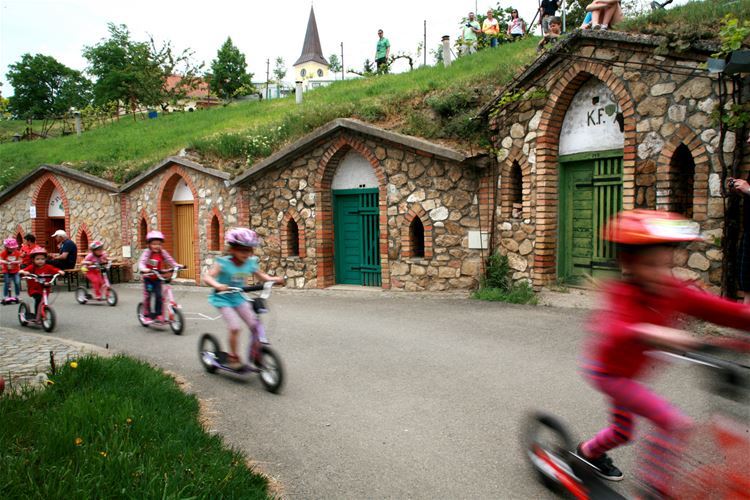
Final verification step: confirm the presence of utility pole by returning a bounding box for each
[266,58,270,100]
[341,42,345,81]
[423,20,427,67]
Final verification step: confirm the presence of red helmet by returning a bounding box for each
[603,210,702,245]
[29,246,48,258]
[90,240,104,250]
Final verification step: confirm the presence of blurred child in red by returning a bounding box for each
[19,246,64,318]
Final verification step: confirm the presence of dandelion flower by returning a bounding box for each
[100,451,108,458]
[75,437,83,446]
[126,418,133,425]
[70,361,78,369]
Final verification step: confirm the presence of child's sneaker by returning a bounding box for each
[140,315,153,325]
[226,354,244,370]
[575,444,624,481]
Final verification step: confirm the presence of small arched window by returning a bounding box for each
[409,217,425,258]
[510,160,523,218]
[15,233,23,247]
[209,215,221,251]
[139,218,148,248]
[287,219,300,257]
[669,143,695,218]
[79,231,89,253]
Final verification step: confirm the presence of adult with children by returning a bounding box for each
[586,0,623,31]
[461,12,482,55]
[507,9,526,40]
[538,0,560,35]
[375,29,390,74]
[482,9,500,48]
[47,230,77,270]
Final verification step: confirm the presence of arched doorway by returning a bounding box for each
[331,150,381,286]
[159,175,197,280]
[557,78,625,284]
[32,179,69,254]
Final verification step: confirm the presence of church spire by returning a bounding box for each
[294,6,328,67]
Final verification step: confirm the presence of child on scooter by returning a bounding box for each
[576,210,750,497]
[19,247,64,318]
[202,228,284,370]
[81,240,108,300]
[138,231,179,324]
[1,238,22,304]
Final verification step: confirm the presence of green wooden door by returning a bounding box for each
[559,154,623,284]
[333,189,381,286]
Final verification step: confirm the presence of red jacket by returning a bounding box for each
[20,243,35,267]
[22,264,61,296]
[584,279,750,378]
[1,249,22,274]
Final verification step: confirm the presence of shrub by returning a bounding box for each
[474,252,537,305]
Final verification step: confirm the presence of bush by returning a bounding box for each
[426,90,478,119]
[474,252,537,305]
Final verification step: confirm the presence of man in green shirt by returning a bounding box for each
[461,11,482,55]
[375,29,390,74]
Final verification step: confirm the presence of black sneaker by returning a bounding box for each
[575,444,624,481]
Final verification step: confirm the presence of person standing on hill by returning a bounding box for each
[539,0,560,35]
[375,29,391,74]
[507,8,527,40]
[461,12,482,55]
[482,9,500,48]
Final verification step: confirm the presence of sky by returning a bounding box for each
[0,0,690,97]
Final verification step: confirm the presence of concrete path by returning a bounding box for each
[0,284,731,498]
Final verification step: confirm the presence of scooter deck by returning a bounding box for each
[569,454,627,500]
[211,351,259,374]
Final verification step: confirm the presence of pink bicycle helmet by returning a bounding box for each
[29,246,48,257]
[225,228,260,248]
[146,230,165,242]
[3,238,18,249]
[90,240,104,250]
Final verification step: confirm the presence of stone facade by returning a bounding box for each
[240,125,489,291]
[486,31,742,292]
[0,167,121,262]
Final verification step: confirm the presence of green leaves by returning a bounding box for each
[210,37,254,100]
[714,13,750,58]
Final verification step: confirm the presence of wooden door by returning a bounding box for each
[173,203,195,279]
[46,218,66,255]
[333,189,381,286]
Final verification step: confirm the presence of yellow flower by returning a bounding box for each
[126,418,133,425]
[45,380,55,385]
[74,437,83,446]
[70,361,78,369]
[100,451,108,458]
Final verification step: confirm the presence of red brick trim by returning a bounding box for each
[14,224,26,245]
[137,209,149,249]
[314,134,389,288]
[207,207,225,251]
[156,164,201,284]
[75,222,92,262]
[533,62,636,288]
[655,125,710,221]
[500,152,532,220]
[31,174,70,251]
[401,204,433,259]
[237,186,250,227]
[281,208,307,259]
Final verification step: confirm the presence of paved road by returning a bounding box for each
[0,284,725,498]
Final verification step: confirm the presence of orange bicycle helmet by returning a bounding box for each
[602,210,702,245]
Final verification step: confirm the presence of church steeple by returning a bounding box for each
[294,6,328,67]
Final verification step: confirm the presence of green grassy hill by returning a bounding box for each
[0,39,538,191]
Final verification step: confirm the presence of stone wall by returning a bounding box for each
[488,34,738,292]
[243,131,485,290]
[0,173,122,261]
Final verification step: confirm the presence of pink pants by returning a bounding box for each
[582,373,692,493]
[86,269,104,298]
[219,302,266,341]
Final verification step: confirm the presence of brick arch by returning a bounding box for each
[31,173,71,252]
[14,224,26,246]
[401,204,433,259]
[533,62,636,287]
[655,125,711,221]
[156,165,200,283]
[500,150,532,220]
[281,208,307,258]
[207,206,225,252]
[75,222,93,261]
[137,209,149,248]
[314,134,389,288]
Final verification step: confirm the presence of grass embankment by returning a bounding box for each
[0,38,538,191]
[0,355,268,499]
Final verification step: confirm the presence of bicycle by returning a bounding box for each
[75,262,118,306]
[18,273,62,332]
[136,265,185,335]
[198,281,284,394]
[523,337,750,499]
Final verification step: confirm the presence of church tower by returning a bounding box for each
[293,6,330,89]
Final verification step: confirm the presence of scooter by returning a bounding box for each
[18,273,62,332]
[136,266,185,335]
[524,339,750,499]
[75,262,118,306]
[199,281,284,394]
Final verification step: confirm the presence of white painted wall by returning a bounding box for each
[172,179,194,202]
[331,150,379,190]
[559,79,624,156]
[48,188,65,216]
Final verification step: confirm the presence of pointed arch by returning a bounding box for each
[14,224,25,247]
[533,62,636,287]
[314,135,388,288]
[138,210,149,248]
[31,173,71,252]
[207,207,224,252]
[401,204,433,259]
[500,153,532,220]
[76,222,92,260]
[656,125,711,221]
[281,208,306,258]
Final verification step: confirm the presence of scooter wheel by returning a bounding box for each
[524,412,576,493]
[18,302,29,326]
[199,333,221,374]
[170,308,184,335]
[106,288,118,307]
[75,287,88,304]
[42,306,56,332]
[258,345,284,394]
[136,303,149,327]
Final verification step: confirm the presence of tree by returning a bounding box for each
[328,53,342,80]
[272,57,286,97]
[210,37,253,100]
[6,53,92,120]
[566,0,594,29]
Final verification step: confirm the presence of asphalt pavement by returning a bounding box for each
[0,284,730,499]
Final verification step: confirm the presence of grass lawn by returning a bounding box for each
[619,0,750,38]
[0,355,269,499]
[0,38,538,191]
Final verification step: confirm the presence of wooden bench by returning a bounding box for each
[65,262,126,291]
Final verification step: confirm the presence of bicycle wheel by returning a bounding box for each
[258,345,284,394]
[524,412,576,493]
[75,287,88,304]
[169,307,184,335]
[106,288,118,306]
[136,303,149,327]
[42,306,56,332]
[18,302,29,326]
[199,333,221,374]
